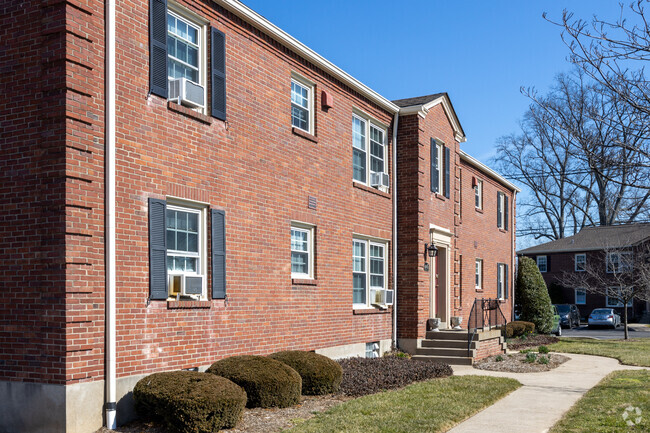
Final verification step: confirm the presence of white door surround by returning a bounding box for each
[429,224,452,328]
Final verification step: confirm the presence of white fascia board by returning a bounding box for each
[459,149,521,192]
[215,0,399,114]
[398,95,466,142]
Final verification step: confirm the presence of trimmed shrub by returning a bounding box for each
[517,257,554,334]
[524,352,538,363]
[338,357,452,397]
[538,355,550,365]
[207,355,301,408]
[505,321,536,338]
[268,350,342,395]
[133,371,246,433]
[538,345,550,354]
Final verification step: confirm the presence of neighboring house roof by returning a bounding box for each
[392,92,466,142]
[518,223,650,255]
[459,150,521,193]
[218,1,399,113]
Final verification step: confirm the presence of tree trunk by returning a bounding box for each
[624,305,629,340]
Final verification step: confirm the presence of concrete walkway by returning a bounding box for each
[448,353,648,433]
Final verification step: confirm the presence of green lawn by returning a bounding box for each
[550,370,650,433]
[283,376,521,433]
[549,338,650,367]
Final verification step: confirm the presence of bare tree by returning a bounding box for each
[560,242,650,339]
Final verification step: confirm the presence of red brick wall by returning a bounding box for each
[474,337,505,361]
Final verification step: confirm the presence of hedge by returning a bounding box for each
[505,321,535,338]
[268,350,343,395]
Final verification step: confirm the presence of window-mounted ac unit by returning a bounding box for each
[369,288,394,307]
[169,77,205,109]
[168,273,203,298]
[370,172,390,188]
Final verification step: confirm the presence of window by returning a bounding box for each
[475,259,483,289]
[575,254,586,272]
[606,252,633,273]
[167,11,201,86]
[291,77,313,133]
[365,342,380,358]
[352,114,387,186]
[291,224,314,279]
[606,287,633,307]
[497,191,509,230]
[166,204,206,299]
[353,238,387,307]
[431,141,443,193]
[474,179,483,209]
[537,255,547,273]
[575,288,586,305]
[497,263,508,299]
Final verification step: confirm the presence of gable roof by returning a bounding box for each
[392,93,446,107]
[518,223,650,255]
[392,92,466,142]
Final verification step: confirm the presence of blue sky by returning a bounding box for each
[243,0,622,163]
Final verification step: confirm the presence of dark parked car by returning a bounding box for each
[588,308,621,329]
[554,304,581,329]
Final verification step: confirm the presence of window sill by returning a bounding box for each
[292,278,318,286]
[167,300,212,309]
[353,307,392,315]
[434,193,447,201]
[499,228,507,233]
[292,127,318,143]
[352,182,391,199]
[475,208,484,213]
[167,101,213,125]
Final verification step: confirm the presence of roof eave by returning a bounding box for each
[459,150,521,192]
[398,94,466,142]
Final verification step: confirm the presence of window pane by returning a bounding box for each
[370,156,384,174]
[167,229,176,250]
[370,257,383,275]
[352,117,366,150]
[370,275,384,288]
[291,252,308,274]
[291,82,309,109]
[291,105,308,131]
[166,210,176,228]
[353,148,366,182]
[185,257,197,272]
[188,213,198,232]
[187,26,198,44]
[353,273,366,304]
[177,212,187,230]
[187,233,198,252]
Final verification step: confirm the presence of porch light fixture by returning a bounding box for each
[424,243,438,260]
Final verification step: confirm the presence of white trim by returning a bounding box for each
[290,74,314,134]
[574,253,586,272]
[575,288,586,305]
[459,150,521,192]
[399,95,465,141]
[537,255,548,273]
[290,222,314,279]
[475,178,483,209]
[353,237,388,308]
[475,258,483,289]
[352,112,388,187]
[429,224,453,238]
[214,0,399,113]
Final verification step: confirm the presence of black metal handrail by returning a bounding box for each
[467,298,507,356]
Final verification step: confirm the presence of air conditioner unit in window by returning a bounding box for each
[168,274,203,298]
[370,172,390,188]
[169,77,205,109]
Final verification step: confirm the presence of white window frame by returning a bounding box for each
[352,112,387,187]
[497,191,506,229]
[290,222,314,279]
[365,342,380,358]
[165,200,208,300]
[497,263,505,299]
[353,237,388,308]
[475,259,483,289]
[166,5,208,113]
[475,179,483,209]
[290,74,314,134]
[537,255,548,273]
[606,287,633,307]
[434,141,443,194]
[575,288,586,305]
[575,254,586,272]
[606,252,633,273]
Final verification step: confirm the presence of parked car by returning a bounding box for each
[588,308,621,329]
[554,304,581,329]
[551,305,562,336]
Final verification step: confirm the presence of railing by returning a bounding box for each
[467,298,507,356]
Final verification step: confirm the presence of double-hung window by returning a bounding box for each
[575,254,586,272]
[475,259,483,289]
[575,288,586,305]
[497,263,508,299]
[291,77,313,133]
[537,255,547,273]
[497,191,508,230]
[606,252,632,273]
[291,224,314,279]
[167,11,201,85]
[352,114,387,187]
[475,179,483,209]
[431,141,443,193]
[353,239,387,307]
[606,287,633,307]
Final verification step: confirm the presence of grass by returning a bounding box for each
[549,338,650,367]
[283,375,520,433]
[550,370,650,433]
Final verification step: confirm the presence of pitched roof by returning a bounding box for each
[392,93,446,107]
[518,223,650,255]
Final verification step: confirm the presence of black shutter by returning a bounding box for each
[444,146,450,198]
[505,263,509,299]
[149,198,168,300]
[497,264,502,299]
[149,0,168,98]
[430,138,438,193]
[211,27,227,120]
[497,192,503,228]
[211,209,226,299]
[504,195,509,231]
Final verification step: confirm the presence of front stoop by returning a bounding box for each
[413,329,506,365]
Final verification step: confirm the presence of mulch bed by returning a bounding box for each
[507,334,559,350]
[474,352,569,373]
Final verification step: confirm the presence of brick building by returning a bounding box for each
[0,0,517,431]
[519,224,650,321]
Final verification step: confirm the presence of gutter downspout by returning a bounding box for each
[105,0,117,428]
[392,111,399,349]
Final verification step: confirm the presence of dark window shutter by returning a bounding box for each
[149,198,168,300]
[149,0,168,98]
[444,146,450,198]
[211,209,226,299]
[497,263,502,298]
[211,27,227,120]
[497,192,503,228]
[505,264,509,299]
[504,195,509,231]
[430,139,438,193]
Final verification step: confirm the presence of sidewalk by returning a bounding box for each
[448,353,648,433]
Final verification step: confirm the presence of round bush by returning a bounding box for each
[517,257,554,334]
[268,350,343,395]
[133,371,246,433]
[505,321,536,338]
[207,355,301,408]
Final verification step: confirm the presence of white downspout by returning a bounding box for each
[105,0,117,428]
[392,111,399,349]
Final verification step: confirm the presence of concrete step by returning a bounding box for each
[425,330,473,340]
[421,339,476,349]
[412,354,473,366]
[416,347,475,357]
